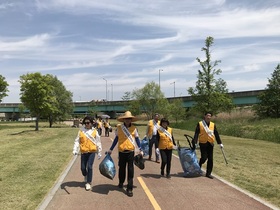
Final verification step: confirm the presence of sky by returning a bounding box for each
[0,0,280,103]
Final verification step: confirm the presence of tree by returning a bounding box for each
[19,73,57,131]
[45,75,73,127]
[168,98,186,123]
[0,75,9,102]
[254,64,280,118]
[130,81,169,119]
[122,91,132,101]
[188,36,234,115]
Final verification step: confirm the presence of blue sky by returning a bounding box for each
[1,0,280,102]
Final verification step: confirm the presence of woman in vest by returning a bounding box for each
[193,112,223,179]
[156,118,177,179]
[72,116,102,191]
[108,111,142,197]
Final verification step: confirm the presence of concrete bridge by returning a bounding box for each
[0,89,263,120]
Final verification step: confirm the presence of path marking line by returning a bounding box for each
[137,177,161,210]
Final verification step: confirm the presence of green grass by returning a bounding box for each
[0,120,279,209]
[0,122,77,210]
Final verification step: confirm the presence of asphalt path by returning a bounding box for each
[38,133,278,210]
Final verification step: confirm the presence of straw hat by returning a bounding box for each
[117,111,137,122]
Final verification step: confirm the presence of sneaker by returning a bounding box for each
[127,189,133,197]
[85,183,91,191]
[84,176,87,183]
[166,174,171,179]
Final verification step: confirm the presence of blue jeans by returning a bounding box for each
[81,152,95,183]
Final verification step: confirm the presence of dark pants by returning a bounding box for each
[98,128,102,136]
[199,142,214,176]
[105,127,109,137]
[81,152,95,183]
[149,135,159,161]
[118,151,134,191]
[160,149,173,175]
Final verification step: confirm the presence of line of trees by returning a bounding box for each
[0,37,279,131]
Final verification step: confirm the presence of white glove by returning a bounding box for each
[173,145,178,150]
[98,153,102,159]
[73,151,78,155]
[219,144,224,148]
[156,148,160,155]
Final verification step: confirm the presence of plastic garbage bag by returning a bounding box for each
[140,137,149,157]
[178,146,202,177]
[99,154,116,180]
[134,154,145,170]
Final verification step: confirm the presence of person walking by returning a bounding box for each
[156,118,177,179]
[193,112,223,179]
[96,117,103,136]
[72,116,102,190]
[103,117,110,137]
[145,113,160,163]
[107,111,142,197]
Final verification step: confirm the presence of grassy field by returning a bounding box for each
[0,120,279,209]
[0,122,77,210]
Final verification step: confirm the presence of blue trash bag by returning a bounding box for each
[140,137,149,157]
[99,154,116,180]
[178,146,202,177]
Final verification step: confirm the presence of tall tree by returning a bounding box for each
[188,36,234,115]
[0,75,9,102]
[254,64,280,118]
[19,73,56,131]
[130,81,169,119]
[45,75,73,127]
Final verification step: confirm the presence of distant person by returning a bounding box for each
[96,117,103,136]
[145,113,160,163]
[103,117,110,137]
[107,111,142,197]
[156,118,177,178]
[193,112,223,179]
[73,116,102,190]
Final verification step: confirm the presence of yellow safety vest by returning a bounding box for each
[117,124,137,152]
[158,127,173,150]
[198,121,215,144]
[79,129,98,153]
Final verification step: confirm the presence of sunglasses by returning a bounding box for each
[84,121,91,125]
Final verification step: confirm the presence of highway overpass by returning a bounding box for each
[0,89,263,120]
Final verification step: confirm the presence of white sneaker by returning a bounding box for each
[84,176,87,182]
[85,183,91,191]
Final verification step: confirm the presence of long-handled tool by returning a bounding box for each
[220,147,228,165]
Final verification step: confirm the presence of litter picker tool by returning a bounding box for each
[220,147,228,165]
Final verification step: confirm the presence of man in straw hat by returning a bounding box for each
[107,111,143,197]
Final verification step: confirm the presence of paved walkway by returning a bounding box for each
[38,133,278,210]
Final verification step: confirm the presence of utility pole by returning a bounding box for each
[103,78,107,101]
[170,81,175,97]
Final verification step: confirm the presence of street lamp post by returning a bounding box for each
[111,84,113,101]
[103,78,107,101]
[170,81,175,97]
[159,69,163,90]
